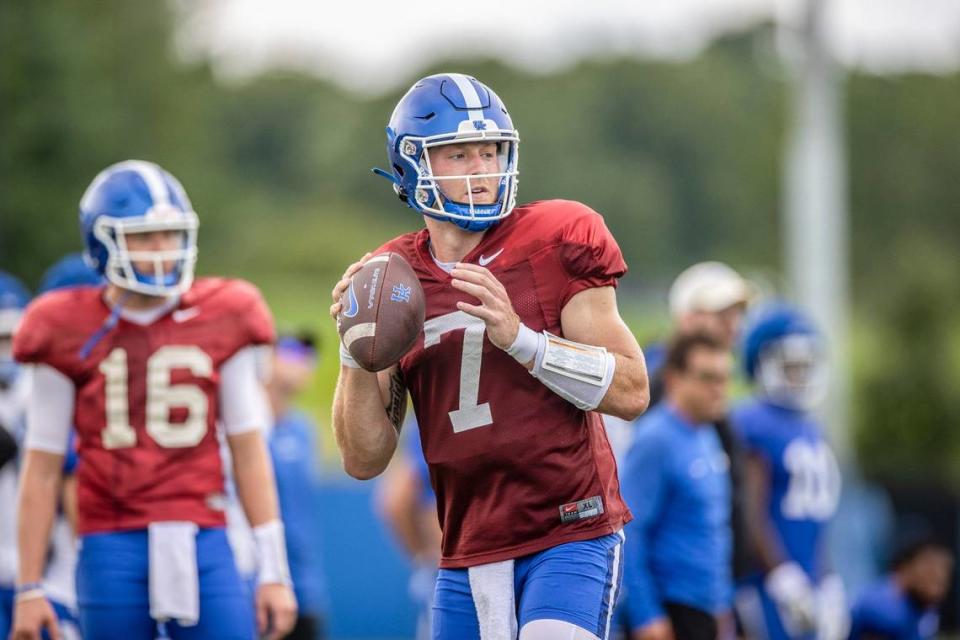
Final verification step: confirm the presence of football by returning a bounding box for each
[338,252,425,372]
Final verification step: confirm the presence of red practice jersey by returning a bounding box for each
[13,278,274,535]
[379,199,633,568]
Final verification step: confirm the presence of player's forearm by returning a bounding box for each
[16,451,64,584]
[332,368,401,480]
[594,351,649,420]
[229,431,281,527]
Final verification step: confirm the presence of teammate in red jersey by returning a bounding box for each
[330,74,650,640]
[11,161,296,640]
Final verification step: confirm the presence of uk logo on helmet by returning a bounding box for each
[472,120,487,130]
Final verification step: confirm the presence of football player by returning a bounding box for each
[377,421,442,640]
[264,335,329,639]
[11,161,296,640]
[330,74,649,640]
[731,303,846,640]
[849,534,953,640]
[0,272,33,639]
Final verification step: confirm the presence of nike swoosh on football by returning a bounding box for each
[172,307,200,323]
[478,248,504,267]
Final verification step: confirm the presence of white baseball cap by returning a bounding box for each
[669,261,753,318]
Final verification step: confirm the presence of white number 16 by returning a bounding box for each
[99,345,212,449]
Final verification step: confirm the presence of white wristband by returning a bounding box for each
[339,342,361,369]
[14,588,46,603]
[253,520,292,586]
[505,323,540,365]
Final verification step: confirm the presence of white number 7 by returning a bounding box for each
[423,311,493,432]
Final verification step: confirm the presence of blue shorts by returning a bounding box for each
[0,585,81,640]
[433,531,625,640]
[76,527,254,640]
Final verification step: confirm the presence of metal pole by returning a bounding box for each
[782,0,852,458]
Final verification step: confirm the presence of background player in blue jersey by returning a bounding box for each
[378,420,442,640]
[265,334,330,639]
[848,534,953,640]
[1,264,94,640]
[618,332,734,640]
[732,303,846,640]
[0,272,34,640]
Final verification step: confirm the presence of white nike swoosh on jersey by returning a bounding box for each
[478,248,504,267]
[172,307,200,323]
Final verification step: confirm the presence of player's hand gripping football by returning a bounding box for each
[330,252,373,321]
[450,263,521,351]
[11,597,61,640]
[256,582,298,640]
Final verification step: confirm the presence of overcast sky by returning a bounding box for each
[176,0,960,94]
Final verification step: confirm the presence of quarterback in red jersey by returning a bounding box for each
[331,74,650,639]
[12,161,296,640]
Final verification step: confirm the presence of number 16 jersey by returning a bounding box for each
[379,199,633,569]
[13,278,275,535]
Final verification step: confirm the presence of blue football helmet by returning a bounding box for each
[80,160,198,297]
[39,252,104,294]
[742,303,828,411]
[375,73,520,232]
[0,271,31,386]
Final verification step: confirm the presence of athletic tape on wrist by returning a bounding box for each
[505,323,540,365]
[339,342,362,369]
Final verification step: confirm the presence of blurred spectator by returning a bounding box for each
[618,332,734,640]
[377,422,441,640]
[848,535,954,640]
[1,265,86,639]
[0,271,31,640]
[266,334,330,640]
[731,303,846,640]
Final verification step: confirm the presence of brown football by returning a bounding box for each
[337,252,425,372]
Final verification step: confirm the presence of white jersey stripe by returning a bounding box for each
[447,73,485,123]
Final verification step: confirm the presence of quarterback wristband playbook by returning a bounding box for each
[507,323,615,411]
[253,520,292,587]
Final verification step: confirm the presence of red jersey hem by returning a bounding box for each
[438,515,631,569]
[78,514,226,536]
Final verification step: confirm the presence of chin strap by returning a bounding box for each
[79,290,129,360]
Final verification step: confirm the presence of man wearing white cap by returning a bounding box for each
[668,261,754,352]
[612,262,753,639]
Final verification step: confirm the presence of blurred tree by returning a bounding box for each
[3,2,960,479]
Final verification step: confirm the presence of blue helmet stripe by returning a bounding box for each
[446,73,485,122]
[124,160,170,208]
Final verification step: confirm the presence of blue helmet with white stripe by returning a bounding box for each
[376,73,520,232]
[0,271,30,386]
[742,302,827,410]
[80,160,199,297]
[39,252,104,294]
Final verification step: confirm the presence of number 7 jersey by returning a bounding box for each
[13,278,275,535]
[378,199,633,569]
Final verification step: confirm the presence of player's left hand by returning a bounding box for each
[255,582,298,640]
[451,263,520,350]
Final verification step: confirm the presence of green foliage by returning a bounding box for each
[3,2,959,479]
